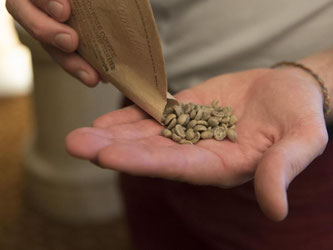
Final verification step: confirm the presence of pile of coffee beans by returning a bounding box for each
[161,100,237,144]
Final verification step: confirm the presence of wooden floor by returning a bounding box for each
[0,95,132,250]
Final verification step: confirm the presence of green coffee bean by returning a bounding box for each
[222,116,230,123]
[184,104,192,114]
[227,129,237,142]
[211,110,224,118]
[172,133,181,142]
[162,129,172,138]
[167,118,177,129]
[175,124,186,138]
[223,107,233,116]
[194,108,203,120]
[190,109,197,119]
[213,127,226,140]
[178,114,190,126]
[197,120,208,126]
[221,124,228,131]
[180,139,193,145]
[191,132,201,144]
[186,128,195,140]
[193,125,207,132]
[201,110,211,121]
[208,117,219,127]
[229,115,237,125]
[212,99,219,108]
[201,131,213,139]
[164,106,174,115]
[164,114,176,125]
[214,106,224,112]
[173,105,184,116]
[186,119,197,129]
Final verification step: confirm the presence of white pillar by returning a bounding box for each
[0,1,32,96]
[17,26,124,224]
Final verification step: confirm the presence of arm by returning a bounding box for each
[298,49,333,124]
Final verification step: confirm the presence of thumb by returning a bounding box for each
[254,131,327,221]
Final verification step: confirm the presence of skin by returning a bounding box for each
[6,0,333,221]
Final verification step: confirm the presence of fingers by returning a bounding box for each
[31,0,71,22]
[6,0,100,86]
[96,137,223,185]
[66,124,226,186]
[254,129,328,221]
[66,127,112,159]
[43,44,100,86]
[66,124,252,187]
[66,119,161,159]
[93,105,149,128]
[6,0,77,52]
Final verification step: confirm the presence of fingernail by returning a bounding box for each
[54,33,73,51]
[47,1,64,20]
[77,70,90,83]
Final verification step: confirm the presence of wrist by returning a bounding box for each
[298,50,333,124]
[272,60,333,124]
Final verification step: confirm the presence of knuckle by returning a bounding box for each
[61,57,76,72]
[29,21,48,41]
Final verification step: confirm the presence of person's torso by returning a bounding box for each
[150,0,333,92]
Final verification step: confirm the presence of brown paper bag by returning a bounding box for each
[68,0,177,122]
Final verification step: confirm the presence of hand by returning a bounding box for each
[5,0,99,86]
[66,68,328,221]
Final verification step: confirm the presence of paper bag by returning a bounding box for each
[68,0,176,123]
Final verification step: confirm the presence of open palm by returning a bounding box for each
[66,68,328,220]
